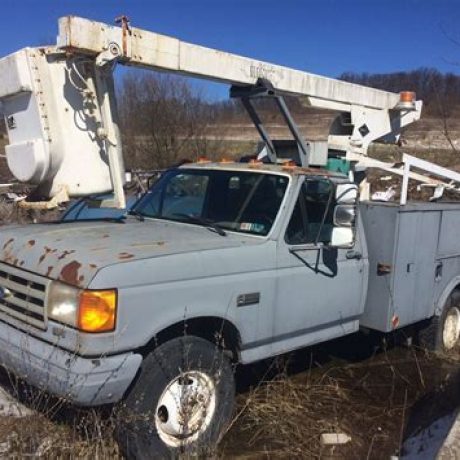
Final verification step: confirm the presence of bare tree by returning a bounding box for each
[118,72,229,170]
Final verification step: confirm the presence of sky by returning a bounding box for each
[1,0,460,99]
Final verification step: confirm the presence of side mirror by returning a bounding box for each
[335,183,358,204]
[333,205,356,227]
[329,183,358,248]
[330,227,354,248]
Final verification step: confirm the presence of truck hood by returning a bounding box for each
[0,219,257,287]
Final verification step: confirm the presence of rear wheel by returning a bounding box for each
[116,336,235,459]
[419,291,460,354]
[442,305,460,351]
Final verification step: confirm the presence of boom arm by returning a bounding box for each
[58,16,399,111]
[56,16,422,158]
[0,15,424,207]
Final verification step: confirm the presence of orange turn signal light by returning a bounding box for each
[78,289,117,333]
[399,91,416,103]
[395,91,416,111]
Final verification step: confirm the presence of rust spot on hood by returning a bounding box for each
[39,246,57,265]
[58,250,76,260]
[46,266,53,277]
[89,263,98,269]
[3,238,14,250]
[28,240,35,247]
[59,260,82,286]
[118,252,134,260]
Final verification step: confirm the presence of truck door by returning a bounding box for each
[273,177,365,353]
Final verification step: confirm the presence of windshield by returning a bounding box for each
[132,168,289,236]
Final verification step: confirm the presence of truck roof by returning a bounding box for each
[181,161,345,178]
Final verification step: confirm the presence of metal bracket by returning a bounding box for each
[92,65,126,209]
[95,43,122,68]
[18,185,69,209]
[400,153,460,205]
[230,78,310,166]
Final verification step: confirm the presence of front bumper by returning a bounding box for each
[0,320,142,406]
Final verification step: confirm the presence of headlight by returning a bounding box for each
[47,282,117,333]
[47,281,80,327]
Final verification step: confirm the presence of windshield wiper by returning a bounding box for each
[127,210,145,222]
[55,217,125,224]
[172,213,227,236]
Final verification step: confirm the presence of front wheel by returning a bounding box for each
[116,336,235,459]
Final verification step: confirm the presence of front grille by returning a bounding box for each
[0,263,50,330]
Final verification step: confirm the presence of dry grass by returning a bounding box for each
[0,412,120,458]
[0,370,120,458]
[221,344,460,459]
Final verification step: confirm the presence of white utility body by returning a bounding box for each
[0,15,459,207]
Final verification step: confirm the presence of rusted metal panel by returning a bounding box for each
[0,219,259,288]
[184,161,341,178]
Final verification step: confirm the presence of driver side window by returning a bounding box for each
[285,179,334,245]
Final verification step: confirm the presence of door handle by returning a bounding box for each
[435,262,443,281]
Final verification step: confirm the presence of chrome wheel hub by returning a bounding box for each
[443,306,460,351]
[155,371,216,448]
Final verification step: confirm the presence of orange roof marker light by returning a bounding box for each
[395,91,416,111]
[197,157,211,163]
[281,160,298,170]
[219,157,233,164]
[248,160,263,169]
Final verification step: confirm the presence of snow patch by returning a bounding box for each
[0,386,33,417]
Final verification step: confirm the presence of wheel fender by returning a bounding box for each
[434,276,460,316]
[143,315,242,359]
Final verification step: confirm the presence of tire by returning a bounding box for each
[418,291,460,355]
[116,336,235,459]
